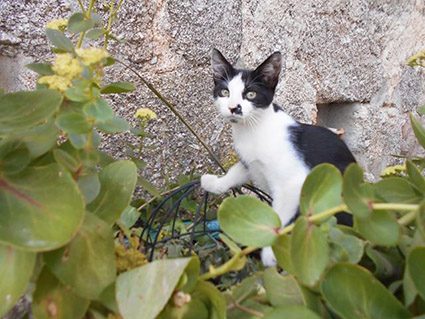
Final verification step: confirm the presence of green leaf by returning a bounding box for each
[98,282,119,313]
[69,132,89,149]
[68,12,95,33]
[417,200,425,239]
[321,263,411,319]
[88,160,137,225]
[0,90,62,135]
[264,267,304,307]
[91,13,103,25]
[19,119,59,158]
[0,244,36,317]
[56,112,92,134]
[77,173,100,204]
[0,144,30,175]
[104,57,116,67]
[137,176,160,197]
[403,265,418,307]
[53,149,79,172]
[342,163,374,219]
[272,233,294,274]
[291,217,329,286]
[101,82,135,94]
[83,98,115,122]
[355,210,401,246]
[96,115,131,133]
[65,86,90,102]
[0,164,85,251]
[191,280,226,319]
[32,267,89,319]
[328,227,364,264]
[26,63,54,75]
[86,28,106,39]
[375,177,422,204]
[365,245,402,279]
[406,160,425,193]
[116,258,197,319]
[264,305,321,319]
[45,29,74,52]
[408,246,425,300]
[410,112,425,150]
[44,212,116,299]
[300,164,343,216]
[218,196,281,247]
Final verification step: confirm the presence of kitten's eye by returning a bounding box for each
[246,91,257,100]
[219,89,229,97]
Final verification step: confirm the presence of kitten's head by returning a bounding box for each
[211,49,282,124]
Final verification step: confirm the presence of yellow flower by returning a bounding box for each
[381,164,406,177]
[52,53,83,79]
[38,75,71,92]
[75,47,109,65]
[46,18,68,31]
[407,51,425,67]
[134,108,157,121]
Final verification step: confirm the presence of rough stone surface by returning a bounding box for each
[1,0,425,186]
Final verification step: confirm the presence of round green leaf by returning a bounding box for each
[45,29,74,52]
[0,164,85,251]
[26,63,54,76]
[116,257,198,319]
[56,113,92,134]
[410,112,425,150]
[65,86,90,102]
[32,267,89,319]
[342,163,374,219]
[328,227,364,264]
[53,149,79,172]
[191,280,226,319]
[44,212,116,299]
[96,115,130,134]
[264,305,321,319]
[300,164,343,216]
[0,145,30,175]
[83,98,115,122]
[87,160,137,225]
[77,172,100,204]
[417,200,425,239]
[218,195,281,247]
[19,119,59,158]
[322,263,411,319]
[291,217,329,286]
[0,90,62,135]
[375,177,422,204]
[101,82,135,94]
[264,267,304,307]
[272,233,294,274]
[86,28,106,39]
[406,160,425,194]
[68,12,95,33]
[408,246,425,300]
[355,210,401,246]
[0,244,36,317]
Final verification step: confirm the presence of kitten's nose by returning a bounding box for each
[229,105,242,115]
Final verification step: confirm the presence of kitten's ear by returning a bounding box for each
[211,49,233,83]
[255,52,282,89]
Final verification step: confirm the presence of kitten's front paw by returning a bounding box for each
[261,246,277,267]
[201,174,227,194]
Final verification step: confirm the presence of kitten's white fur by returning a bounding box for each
[201,74,310,266]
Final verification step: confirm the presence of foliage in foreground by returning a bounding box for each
[1,1,425,318]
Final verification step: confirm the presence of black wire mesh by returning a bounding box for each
[137,181,272,261]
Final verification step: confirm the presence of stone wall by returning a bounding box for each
[1,0,425,183]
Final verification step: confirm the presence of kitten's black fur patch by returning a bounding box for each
[289,122,356,226]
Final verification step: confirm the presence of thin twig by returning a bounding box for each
[115,59,226,173]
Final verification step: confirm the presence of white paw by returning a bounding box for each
[200,174,227,194]
[261,246,277,267]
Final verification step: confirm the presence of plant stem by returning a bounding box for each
[115,59,226,173]
[104,0,115,49]
[231,303,264,317]
[77,0,86,13]
[200,202,420,280]
[76,0,97,48]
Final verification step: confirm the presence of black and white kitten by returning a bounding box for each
[201,49,356,266]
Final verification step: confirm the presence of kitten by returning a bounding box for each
[201,49,356,266]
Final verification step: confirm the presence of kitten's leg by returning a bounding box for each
[261,181,304,267]
[201,162,249,194]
